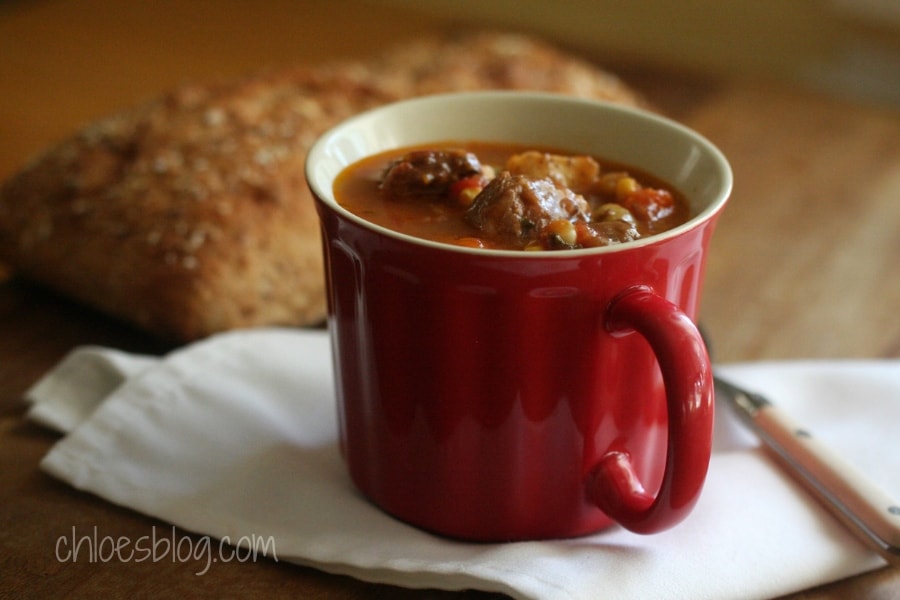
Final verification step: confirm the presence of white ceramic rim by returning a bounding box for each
[306,91,733,257]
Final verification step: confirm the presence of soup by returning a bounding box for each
[334,141,690,251]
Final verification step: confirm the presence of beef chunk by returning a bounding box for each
[579,220,640,247]
[380,149,482,199]
[464,172,590,245]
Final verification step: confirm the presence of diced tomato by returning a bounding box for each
[622,188,675,221]
[574,221,599,247]
[449,175,485,207]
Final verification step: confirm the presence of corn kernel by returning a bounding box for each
[615,176,640,201]
[545,219,577,247]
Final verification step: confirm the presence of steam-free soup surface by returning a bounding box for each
[334,141,689,251]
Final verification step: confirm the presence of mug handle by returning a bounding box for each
[586,285,714,534]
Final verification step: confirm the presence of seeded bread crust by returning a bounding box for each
[0,31,644,342]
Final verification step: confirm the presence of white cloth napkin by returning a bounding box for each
[26,328,898,600]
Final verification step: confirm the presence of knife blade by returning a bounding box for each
[714,375,900,563]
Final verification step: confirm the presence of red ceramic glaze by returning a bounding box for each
[307,92,732,541]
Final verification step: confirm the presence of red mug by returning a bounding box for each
[306,92,732,541]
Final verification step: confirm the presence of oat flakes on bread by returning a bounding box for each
[0,31,645,342]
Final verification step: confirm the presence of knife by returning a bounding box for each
[714,375,900,563]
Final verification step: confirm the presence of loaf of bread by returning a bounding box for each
[0,31,645,342]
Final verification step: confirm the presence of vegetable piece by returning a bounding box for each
[449,175,486,207]
[622,188,675,222]
[593,202,636,225]
[543,219,578,248]
[615,176,641,201]
[506,151,600,193]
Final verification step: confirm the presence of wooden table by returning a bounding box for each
[1,1,898,598]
